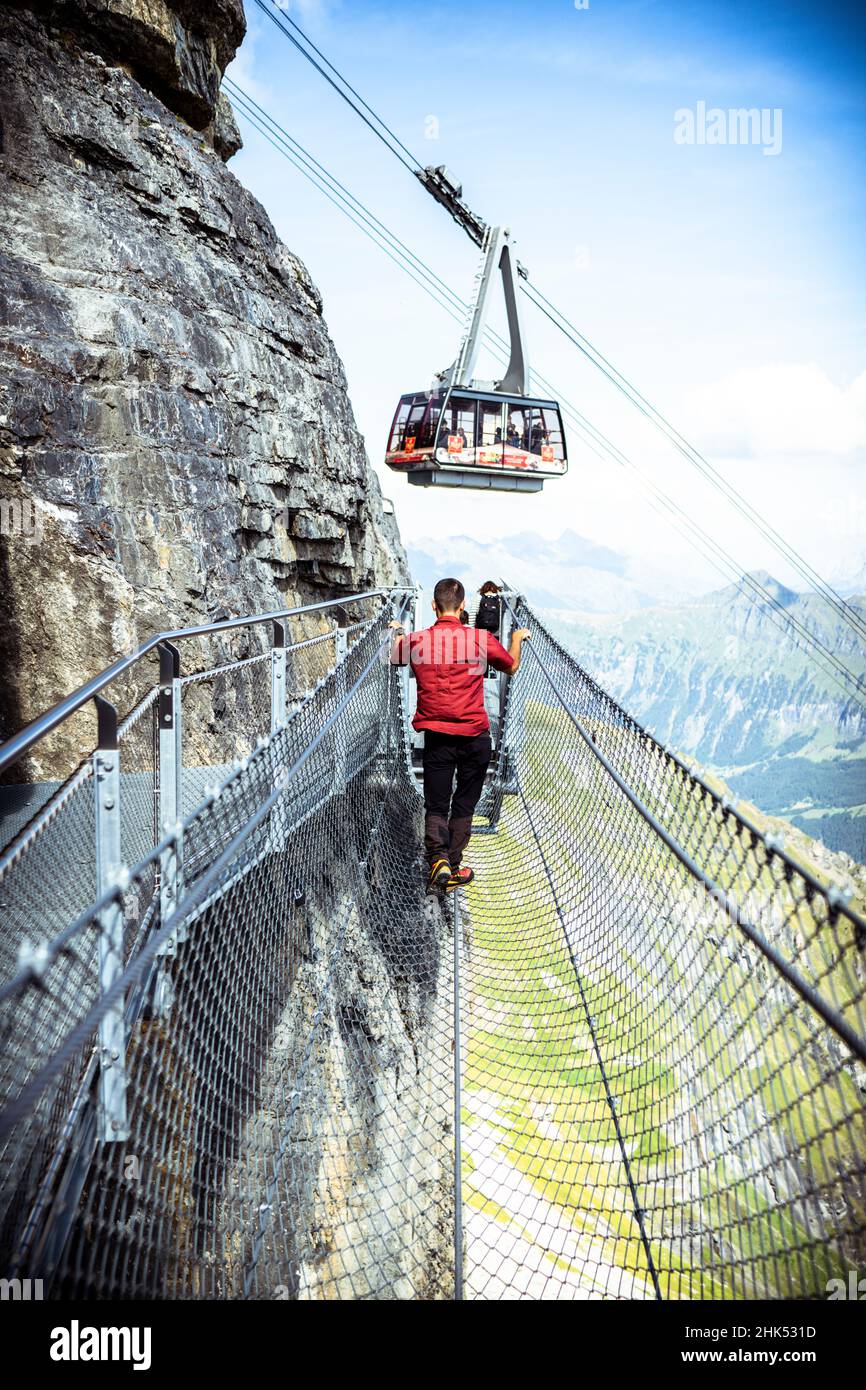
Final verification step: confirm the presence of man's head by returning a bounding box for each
[433,577,465,616]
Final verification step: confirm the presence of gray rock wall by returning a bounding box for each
[0,2,408,770]
[220,893,455,1301]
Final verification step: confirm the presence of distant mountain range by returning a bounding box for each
[407,529,703,612]
[408,532,866,864]
[546,574,866,864]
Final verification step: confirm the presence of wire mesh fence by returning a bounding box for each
[179,654,273,816]
[0,766,97,984]
[0,608,456,1298]
[459,597,866,1299]
[0,589,864,1300]
[0,611,375,992]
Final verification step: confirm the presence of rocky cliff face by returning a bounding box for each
[0,0,408,764]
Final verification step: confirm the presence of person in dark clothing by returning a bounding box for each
[475,581,505,740]
[475,580,503,637]
[529,422,547,456]
[390,577,530,893]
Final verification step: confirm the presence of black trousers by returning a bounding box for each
[422,730,492,868]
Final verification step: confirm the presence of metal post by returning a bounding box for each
[449,225,502,389]
[271,620,288,734]
[453,890,464,1301]
[495,234,530,395]
[391,593,411,739]
[447,227,529,396]
[157,641,184,953]
[409,587,425,757]
[334,627,348,791]
[497,599,514,751]
[384,603,395,766]
[387,591,407,769]
[267,620,291,860]
[93,695,128,1143]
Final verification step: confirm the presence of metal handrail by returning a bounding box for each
[0,587,408,776]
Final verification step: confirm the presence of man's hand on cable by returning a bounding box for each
[506,627,531,674]
[387,619,408,667]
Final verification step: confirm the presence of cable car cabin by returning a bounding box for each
[385,387,568,493]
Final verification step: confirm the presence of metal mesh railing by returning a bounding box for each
[179,652,273,812]
[0,613,374,995]
[0,609,456,1298]
[0,591,864,1300]
[459,597,866,1299]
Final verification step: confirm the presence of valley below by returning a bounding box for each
[545,574,866,866]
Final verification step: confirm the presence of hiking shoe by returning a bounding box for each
[427,858,452,893]
[446,866,474,891]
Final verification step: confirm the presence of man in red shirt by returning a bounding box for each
[391,577,530,893]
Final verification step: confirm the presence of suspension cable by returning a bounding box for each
[223,79,465,324]
[521,283,866,645]
[228,84,866,711]
[250,0,422,175]
[452,890,465,1301]
[243,8,866,648]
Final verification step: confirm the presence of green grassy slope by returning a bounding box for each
[458,701,866,1299]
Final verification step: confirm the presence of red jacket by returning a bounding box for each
[394,614,512,736]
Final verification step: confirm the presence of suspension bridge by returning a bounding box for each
[1,585,864,1299]
[2,0,866,1305]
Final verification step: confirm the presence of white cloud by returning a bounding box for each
[680,363,866,457]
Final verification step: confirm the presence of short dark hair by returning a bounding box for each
[479,580,500,596]
[433,577,465,612]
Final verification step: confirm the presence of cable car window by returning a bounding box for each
[542,406,566,470]
[414,395,442,449]
[502,403,532,468]
[388,398,412,453]
[405,400,428,451]
[505,406,529,451]
[478,399,504,468]
[438,394,476,459]
[528,407,548,458]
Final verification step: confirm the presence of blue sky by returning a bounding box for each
[226,0,866,596]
